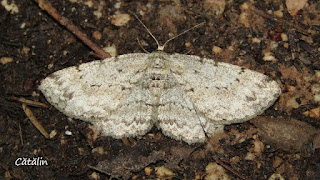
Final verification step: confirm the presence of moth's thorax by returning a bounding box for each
[146,52,170,105]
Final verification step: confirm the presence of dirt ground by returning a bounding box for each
[1,0,320,179]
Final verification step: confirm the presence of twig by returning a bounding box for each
[249,5,314,35]
[22,103,50,139]
[121,137,131,146]
[213,156,248,180]
[10,97,49,108]
[19,121,24,145]
[87,165,111,175]
[33,0,110,59]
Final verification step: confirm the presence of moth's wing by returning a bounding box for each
[96,84,154,138]
[168,54,281,124]
[39,53,154,137]
[157,75,224,144]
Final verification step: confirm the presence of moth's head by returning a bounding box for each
[131,12,204,52]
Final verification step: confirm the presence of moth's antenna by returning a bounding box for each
[130,11,205,51]
[161,22,205,51]
[137,37,150,53]
[131,12,161,50]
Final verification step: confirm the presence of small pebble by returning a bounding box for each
[0,57,14,64]
[155,166,175,178]
[92,31,102,40]
[111,13,131,27]
[65,130,72,136]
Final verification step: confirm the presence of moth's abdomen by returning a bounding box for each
[147,57,169,105]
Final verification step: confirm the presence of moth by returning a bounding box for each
[39,16,281,144]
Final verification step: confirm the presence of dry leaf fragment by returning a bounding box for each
[252,116,319,153]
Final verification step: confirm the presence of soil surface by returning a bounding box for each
[1,0,320,179]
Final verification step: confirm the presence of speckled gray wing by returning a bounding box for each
[96,83,154,138]
[168,54,281,124]
[39,53,154,137]
[157,74,224,144]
